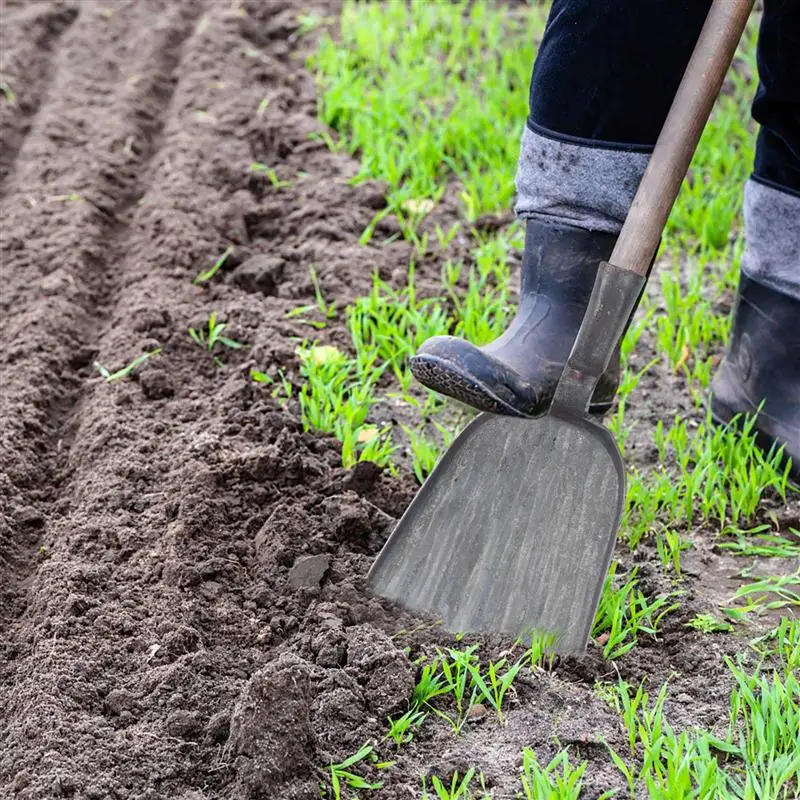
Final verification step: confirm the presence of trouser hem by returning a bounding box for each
[514,123,650,234]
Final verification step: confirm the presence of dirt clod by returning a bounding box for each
[232,254,285,296]
[289,553,331,589]
[227,655,317,798]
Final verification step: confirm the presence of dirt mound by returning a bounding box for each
[0,1,424,797]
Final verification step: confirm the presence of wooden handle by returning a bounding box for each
[611,0,754,276]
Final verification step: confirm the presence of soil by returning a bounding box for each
[1,2,798,800]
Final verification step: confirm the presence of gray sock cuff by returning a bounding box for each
[741,178,800,302]
[513,124,650,234]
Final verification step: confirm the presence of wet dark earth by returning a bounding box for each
[1,2,798,799]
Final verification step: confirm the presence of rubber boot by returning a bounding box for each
[410,218,621,417]
[710,273,800,484]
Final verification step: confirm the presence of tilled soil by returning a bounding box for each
[1,2,798,799]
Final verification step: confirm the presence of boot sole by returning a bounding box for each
[410,354,613,419]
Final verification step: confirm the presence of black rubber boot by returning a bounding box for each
[710,274,800,484]
[410,219,620,417]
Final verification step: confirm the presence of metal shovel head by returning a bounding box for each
[367,410,626,655]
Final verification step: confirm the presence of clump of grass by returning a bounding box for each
[322,743,392,799]
[654,248,737,389]
[388,637,555,748]
[401,420,455,484]
[347,267,451,392]
[592,562,679,660]
[719,657,800,797]
[722,569,800,621]
[623,409,794,557]
[685,613,733,634]
[520,749,612,800]
[421,768,490,800]
[655,528,691,576]
[750,619,800,673]
[348,232,514,390]
[597,653,800,799]
[717,525,800,559]
[284,229,517,474]
[311,0,546,225]
[384,709,426,747]
[252,339,398,470]
[296,343,397,468]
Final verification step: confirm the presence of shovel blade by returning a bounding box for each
[367,412,625,655]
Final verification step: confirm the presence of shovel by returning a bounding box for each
[367,0,754,655]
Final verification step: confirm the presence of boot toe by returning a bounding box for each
[410,336,539,417]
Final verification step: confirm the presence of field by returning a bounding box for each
[1,1,799,798]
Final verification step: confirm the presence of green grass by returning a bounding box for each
[249,161,295,190]
[331,621,800,797]
[311,0,546,226]
[519,749,615,800]
[421,769,490,800]
[294,343,397,469]
[188,309,245,366]
[686,613,734,634]
[322,743,392,799]
[94,348,160,382]
[595,644,800,799]
[192,246,234,285]
[277,4,800,794]
[592,562,679,660]
[403,642,525,735]
[723,570,800,621]
[277,231,518,478]
[652,243,740,393]
[287,266,338,329]
[622,409,793,559]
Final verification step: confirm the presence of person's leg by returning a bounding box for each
[410,0,710,417]
[711,0,800,482]
[517,0,711,234]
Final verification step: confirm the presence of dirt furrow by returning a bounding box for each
[0,0,79,189]
[0,0,203,666]
[2,3,420,799]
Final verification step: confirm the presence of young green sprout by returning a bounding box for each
[520,750,607,800]
[193,246,234,285]
[250,161,294,189]
[685,613,733,634]
[0,80,16,105]
[94,348,161,382]
[422,768,490,800]
[323,743,392,799]
[286,266,337,328]
[188,310,244,366]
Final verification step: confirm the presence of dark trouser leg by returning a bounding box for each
[516,0,710,232]
[743,0,800,301]
[412,1,708,417]
[712,1,800,483]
